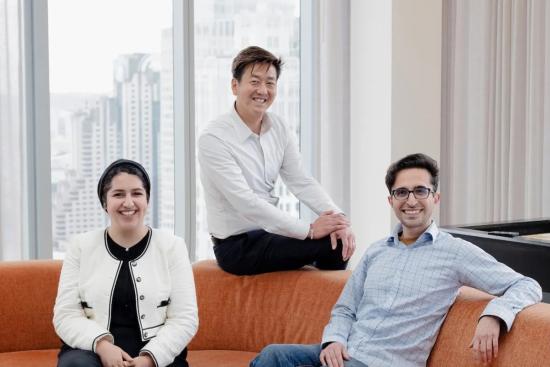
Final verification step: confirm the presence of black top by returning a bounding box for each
[107,230,188,367]
[107,230,150,357]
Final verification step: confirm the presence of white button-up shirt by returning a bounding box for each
[198,106,340,240]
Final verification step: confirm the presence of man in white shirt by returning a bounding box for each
[198,46,355,275]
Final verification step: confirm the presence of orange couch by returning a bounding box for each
[1,259,549,367]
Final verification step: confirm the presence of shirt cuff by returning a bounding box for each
[294,220,310,240]
[321,334,348,349]
[139,349,159,367]
[92,333,114,352]
[480,303,515,331]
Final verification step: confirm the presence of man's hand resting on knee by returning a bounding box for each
[320,342,350,367]
[310,211,349,240]
[330,227,356,261]
[310,211,355,261]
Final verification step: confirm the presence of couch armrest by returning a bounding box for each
[428,287,550,367]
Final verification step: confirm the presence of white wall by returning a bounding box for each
[348,0,442,267]
[391,0,442,226]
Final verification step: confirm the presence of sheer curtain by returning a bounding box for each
[441,0,550,225]
[0,0,25,259]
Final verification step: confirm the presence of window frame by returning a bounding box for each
[24,0,53,259]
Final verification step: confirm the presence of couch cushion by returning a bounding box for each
[0,349,58,367]
[0,349,258,367]
[189,260,349,352]
[188,350,257,367]
[0,260,62,353]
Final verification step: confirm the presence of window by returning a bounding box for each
[48,0,174,257]
[19,0,309,260]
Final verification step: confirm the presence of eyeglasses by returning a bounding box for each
[391,186,434,201]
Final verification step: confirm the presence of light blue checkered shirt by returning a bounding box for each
[322,222,542,367]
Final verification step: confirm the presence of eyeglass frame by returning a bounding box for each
[390,186,435,201]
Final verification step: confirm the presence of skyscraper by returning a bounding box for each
[52,54,162,254]
[113,54,161,226]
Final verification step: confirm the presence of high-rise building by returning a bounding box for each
[113,54,161,226]
[158,29,175,231]
[52,54,161,253]
[53,102,108,252]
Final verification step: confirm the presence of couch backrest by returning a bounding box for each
[189,260,349,352]
[3,258,549,367]
[0,260,62,353]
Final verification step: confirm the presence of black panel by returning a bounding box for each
[442,219,550,303]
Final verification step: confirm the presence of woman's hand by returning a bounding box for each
[126,355,155,367]
[95,338,133,367]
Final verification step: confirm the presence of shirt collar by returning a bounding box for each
[231,103,272,142]
[387,221,440,246]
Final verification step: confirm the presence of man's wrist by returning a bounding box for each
[480,315,506,330]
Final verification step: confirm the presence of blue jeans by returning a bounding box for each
[250,344,368,367]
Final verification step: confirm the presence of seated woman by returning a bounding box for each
[53,159,198,367]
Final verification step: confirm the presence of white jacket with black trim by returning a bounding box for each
[53,228,198,367]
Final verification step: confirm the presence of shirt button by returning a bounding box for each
[139,295,145,300]
[141,314,145,319]
[131,261,137,267]
[136,277,141,282]
[143,331,148,338]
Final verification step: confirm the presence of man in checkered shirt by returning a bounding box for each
[251,153,542,367]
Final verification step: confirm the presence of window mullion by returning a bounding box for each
[173,0,196,260]
[23,0,52,259]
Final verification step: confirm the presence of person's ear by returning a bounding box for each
[231,78,239,96]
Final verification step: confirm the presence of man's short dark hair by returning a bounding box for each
[385,153,439,193]
[231,46,283,82]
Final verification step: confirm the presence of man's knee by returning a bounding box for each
[253,344,287,363]
[251,344,320,367]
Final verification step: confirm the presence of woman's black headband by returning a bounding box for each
[97,159,151,207]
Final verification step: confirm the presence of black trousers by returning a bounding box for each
[57,343,189,367]
[213,229,348,275]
